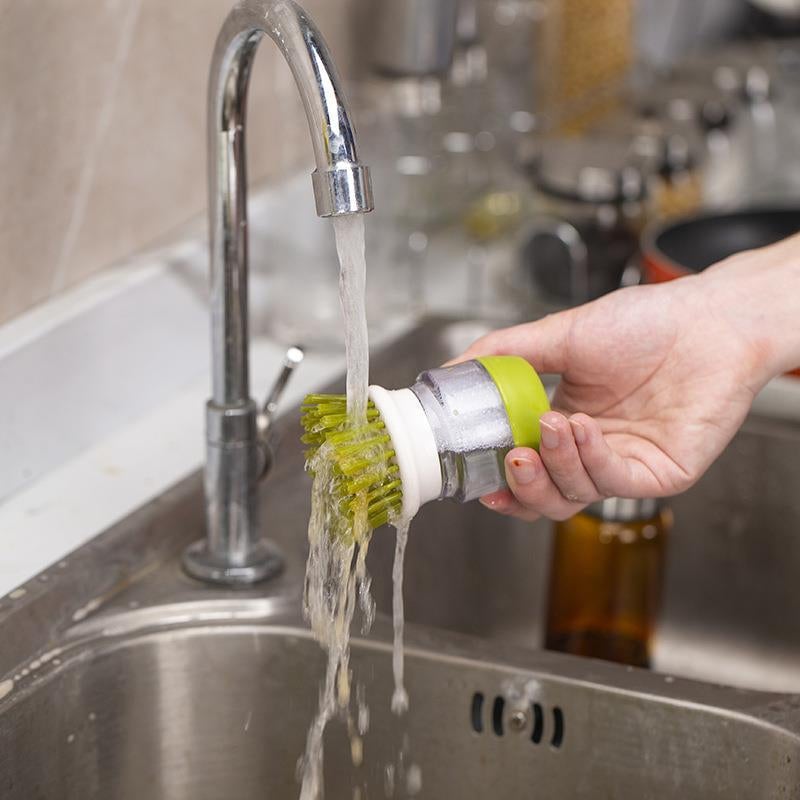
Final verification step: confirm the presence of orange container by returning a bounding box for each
[641,208,800,377]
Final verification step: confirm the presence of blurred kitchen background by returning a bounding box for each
[2,0,800,512]
[2,0,800,332]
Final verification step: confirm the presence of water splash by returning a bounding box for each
[299,447,371,800]
[299,213,373,800]
[391,519,411,715]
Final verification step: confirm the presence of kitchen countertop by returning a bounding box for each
[0,174,417,597]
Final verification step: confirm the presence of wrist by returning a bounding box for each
[699,240,800,386]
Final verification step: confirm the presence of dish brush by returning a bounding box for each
[301,355,550,532]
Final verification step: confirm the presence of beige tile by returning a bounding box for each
[0,0,356,325]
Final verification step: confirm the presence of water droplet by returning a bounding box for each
[406,764,422,796]
[384,764,395,797]
[350,735,363,767]
[72,597,102,622]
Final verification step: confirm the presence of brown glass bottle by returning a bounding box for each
[544,499,671,668]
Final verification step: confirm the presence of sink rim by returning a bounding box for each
[2,585,800,746]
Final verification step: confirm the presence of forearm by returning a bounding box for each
[699,234,800,385]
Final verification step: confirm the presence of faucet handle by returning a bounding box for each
[261,345,305,422]
[256,345,304,477]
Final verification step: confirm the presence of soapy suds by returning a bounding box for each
[299,215,373,800]
[390,520,411,715]
[0,679,14,701]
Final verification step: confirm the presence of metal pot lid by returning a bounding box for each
[631,130,697,176]
[531,136,647,204]
[591,106,704,174]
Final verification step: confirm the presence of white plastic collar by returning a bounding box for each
[368,385,442,520]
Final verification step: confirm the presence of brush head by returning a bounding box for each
[301,393,403,537]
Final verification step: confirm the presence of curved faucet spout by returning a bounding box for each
[184,0,373,585]
[209,0,373,407]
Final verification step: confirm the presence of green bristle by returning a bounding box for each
[300,392,403,538]
[343,465,400,496]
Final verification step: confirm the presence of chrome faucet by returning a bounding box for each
[183,0,373,585]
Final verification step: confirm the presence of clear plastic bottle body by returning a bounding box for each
[545,502,672,668]
[410,361,514,502]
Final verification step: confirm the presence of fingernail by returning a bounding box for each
[510,456,537,485]
[480,495,506,509]
[570,417,587,445]
[539,418,559,450]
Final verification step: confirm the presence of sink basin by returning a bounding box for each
[1,610,799,799]
[1,317,799,798]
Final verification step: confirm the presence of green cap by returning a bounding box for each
[476,355,551,450]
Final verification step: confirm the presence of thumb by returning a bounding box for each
[455,311,575,375]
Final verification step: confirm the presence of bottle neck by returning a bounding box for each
[585,497,661,522]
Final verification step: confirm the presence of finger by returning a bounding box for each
[479,489,541,522]
[568,413,659,497]
[448,311,575,374]
[538,411,601,504]
[504,449,587,521]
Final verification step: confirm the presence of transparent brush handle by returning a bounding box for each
[411,360,515,501]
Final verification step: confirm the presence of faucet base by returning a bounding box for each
[182,538,284,585]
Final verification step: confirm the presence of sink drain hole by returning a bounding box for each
[492,696,505,736]
[551,706,565,748]
[531,702,544,744]
[469,691,564,747]
[470,692,484,733]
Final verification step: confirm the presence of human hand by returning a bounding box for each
[459,240,800,521]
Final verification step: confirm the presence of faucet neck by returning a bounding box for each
[208,0,373,405]
[186,0,372,584]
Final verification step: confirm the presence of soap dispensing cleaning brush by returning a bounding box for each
[301,356,551,533]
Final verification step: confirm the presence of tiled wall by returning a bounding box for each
[0,0,357,325]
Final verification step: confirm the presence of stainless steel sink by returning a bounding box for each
[1,317,799,798]
[2,612,799,799]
